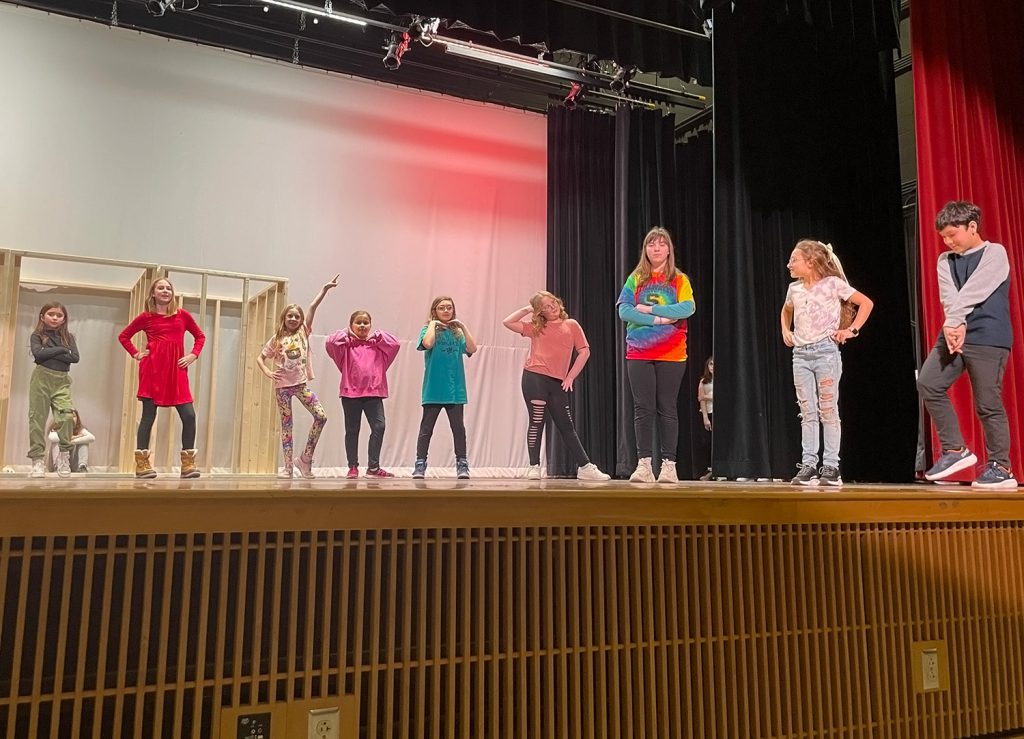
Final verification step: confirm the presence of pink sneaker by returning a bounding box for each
[294,455,315,479]
[346,466,359,479]
[365,467,394,478]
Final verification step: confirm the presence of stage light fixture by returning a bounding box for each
[383,32,411,70]
[610,65,638,93]
[145,0,175,16]
[406,16,439,42]
[563,82,584,110]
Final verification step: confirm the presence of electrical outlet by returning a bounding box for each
[921,648,940,691]
[307,707,340,739]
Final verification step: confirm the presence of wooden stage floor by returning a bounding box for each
[1,474,1021,534]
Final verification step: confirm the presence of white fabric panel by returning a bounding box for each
[0,5,547,473]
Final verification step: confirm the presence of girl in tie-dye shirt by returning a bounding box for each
[616,226,696,484]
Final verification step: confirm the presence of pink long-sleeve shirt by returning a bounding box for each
[324,329,400,398]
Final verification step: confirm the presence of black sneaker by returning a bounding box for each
[818,465,843,486]
[791,464,818,486]
[412,459,427,479]
[971,462,1018,490]
[456,457,470,480]
[924,447,977,481]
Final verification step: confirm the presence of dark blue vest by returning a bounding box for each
[947,245,1012,348]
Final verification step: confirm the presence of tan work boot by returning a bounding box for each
[135,449,157,478]
[180,449,201,479]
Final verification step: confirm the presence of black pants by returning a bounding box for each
[137,399,196,450]
[416,404,466,460]
[917,338,1011,467]
[521,370,589,467]
[626,359,686,460]
[341,396,386,468]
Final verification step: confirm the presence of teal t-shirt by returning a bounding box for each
[418,324,470,404]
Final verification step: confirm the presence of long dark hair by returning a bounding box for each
[32,302,75,347]
[700,356,714,385]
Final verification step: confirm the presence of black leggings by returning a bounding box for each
[416,404,466,460]
[521,370,589,467]
[341,396,386,468]
[137,399,196,450]
[626,359,686,460]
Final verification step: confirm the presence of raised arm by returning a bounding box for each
[458,322,478,355]
[371,330,402,369]
[419,321,438,350]
[502,305,533,333]
[306,274,339,332]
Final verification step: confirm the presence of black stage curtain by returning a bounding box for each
[546,106,713,478]
[676,129,714,480]
[371,0,712,84]
[712,5,917,482]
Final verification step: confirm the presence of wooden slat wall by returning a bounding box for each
[1,523,1023,738]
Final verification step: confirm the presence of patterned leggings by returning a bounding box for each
[275,383,327,470]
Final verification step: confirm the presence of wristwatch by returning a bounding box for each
[849,327,859,336]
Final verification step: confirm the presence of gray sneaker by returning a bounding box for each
[971,462,1018,490]
[790,463,818,486]
[818,465,843,486]
[924,447,977,481]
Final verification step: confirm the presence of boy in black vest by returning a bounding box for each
[918,200,1016,488]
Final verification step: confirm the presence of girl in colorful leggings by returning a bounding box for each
[256,276,337,478]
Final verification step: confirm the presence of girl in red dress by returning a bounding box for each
[118,277,206,478]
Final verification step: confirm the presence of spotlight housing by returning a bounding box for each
[563,82,584,110]
[382,32,410,70]
[610,65,638,93]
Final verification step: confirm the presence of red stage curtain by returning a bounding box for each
[913,0,1024,478]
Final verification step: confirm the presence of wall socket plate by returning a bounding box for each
[308,707,340,739]
[910,640,949,693]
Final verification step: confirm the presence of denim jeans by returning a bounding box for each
[792,339,843,468]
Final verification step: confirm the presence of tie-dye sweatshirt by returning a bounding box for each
[616,271,695,361]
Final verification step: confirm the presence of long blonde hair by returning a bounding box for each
[793,239,856,328]
[528,291,569,335]
[273,303,306,344]
[630,226,679,286]
[145,278,179,316]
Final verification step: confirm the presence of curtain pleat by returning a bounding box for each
[912,0,1024,478]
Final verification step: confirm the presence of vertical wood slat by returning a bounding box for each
[0,251,22,465]
[2,520,1024,739]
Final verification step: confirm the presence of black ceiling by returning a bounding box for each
[6,0,713,115]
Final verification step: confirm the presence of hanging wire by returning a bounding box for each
[292,38,300,63]
[110,0,118,26]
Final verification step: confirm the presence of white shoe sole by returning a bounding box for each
[925,452,977,480]
[971,478,1019,490]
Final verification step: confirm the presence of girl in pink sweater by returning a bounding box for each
[325,310,401,478]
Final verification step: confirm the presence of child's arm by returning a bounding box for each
[324,330,351,367]
[452,321,478,355]
[561,322,591,392]
[617,303,674,326]
[371,331,402,369]
[118,313,151,359]
[71,428,95,445]
[502,306,533,333]
[780,304,795,347]
[420,321,439,349]
[698,384,712,430]
[305,274,339,333]
[833,291,874,344]
[65,336,80,365]
[256,350,278,381]
[30,334,73,362]
[177,311,206,369]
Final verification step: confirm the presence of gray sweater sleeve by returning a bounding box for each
[937,242,1010,328]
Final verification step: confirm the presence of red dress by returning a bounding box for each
[118,310,206,406]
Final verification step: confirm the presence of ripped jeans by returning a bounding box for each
[792,339,843,468]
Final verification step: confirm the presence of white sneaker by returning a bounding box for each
[526,465,542,480]
[657,460,678,483]
[277,467,294,479]
[57,451,72,478]
[577,463,610,481]
[30,458,45,478]
[629,457,656,483]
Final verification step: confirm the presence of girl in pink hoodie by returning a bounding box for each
[325,310,401,478]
